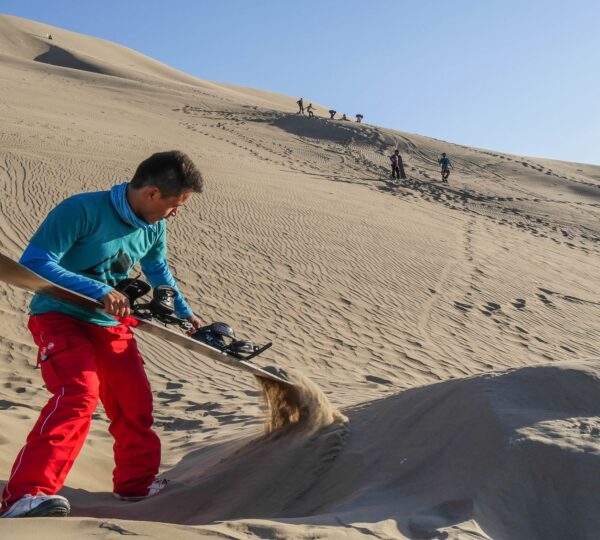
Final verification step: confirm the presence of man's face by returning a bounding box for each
[142,188,193,224]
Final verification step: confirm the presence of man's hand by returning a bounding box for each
[185,314,203,334]
[100,290,131,318]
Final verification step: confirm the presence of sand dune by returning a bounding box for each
[0,13,599,540]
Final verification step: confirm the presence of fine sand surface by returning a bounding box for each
[0,14,599,540]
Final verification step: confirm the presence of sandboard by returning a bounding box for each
[398,156,407,179]
[0,253,291,386]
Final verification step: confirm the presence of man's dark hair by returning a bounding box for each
[130,151,203,196]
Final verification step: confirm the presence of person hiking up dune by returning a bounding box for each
[438,152,453,183]
[1,151,203,518]
[306,103,315,117]
[389,149,405,181]
[296,97,304,114]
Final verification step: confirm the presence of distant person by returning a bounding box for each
[306,103,315,118]
[341,114,349,121]
[296,98,304,115]
[389,149,405,180]
[356,114,363,123]
[438,153,453,183]
[46,33,53,40]
[329,109,337,119]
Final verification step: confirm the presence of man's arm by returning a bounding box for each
[20,244,112,300]
[20,198,132,317]
[20,199,113,300]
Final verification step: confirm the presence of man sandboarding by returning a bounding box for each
[1,151,203,518]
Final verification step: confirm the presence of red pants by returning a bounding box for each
[1,312,160,509]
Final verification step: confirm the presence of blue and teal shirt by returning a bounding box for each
[439,157,451,169]
[20,182,193,326]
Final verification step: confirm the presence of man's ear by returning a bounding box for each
[146,186,161,200]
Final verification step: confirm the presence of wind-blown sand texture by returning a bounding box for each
[0,14,599,540]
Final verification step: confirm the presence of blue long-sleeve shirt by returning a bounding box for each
[20,185,193,326]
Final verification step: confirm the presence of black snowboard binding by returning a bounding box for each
[115,278,151,304]
[115,279,272,360]
[190,322,272,361]
[115,279,192,331]
[190,321,235,350]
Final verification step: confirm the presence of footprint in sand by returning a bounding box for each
[365,375,392,385]
[161,418,204,432]
[185,401,222,412]
[512,298,526,309]
[157,391,183,404]
[454,301,473,312]
[0,399,21,410]
[536,293,555,307]
[481,301,501,317]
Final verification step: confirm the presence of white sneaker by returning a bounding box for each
[114,477,169,501]
[1,493,70,518]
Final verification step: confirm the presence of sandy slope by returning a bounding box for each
[0,13,599,540]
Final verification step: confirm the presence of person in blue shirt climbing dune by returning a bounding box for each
[1,150,203,518]
[438,153,453,183]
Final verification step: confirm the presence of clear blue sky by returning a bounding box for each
[1,1,599,164]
